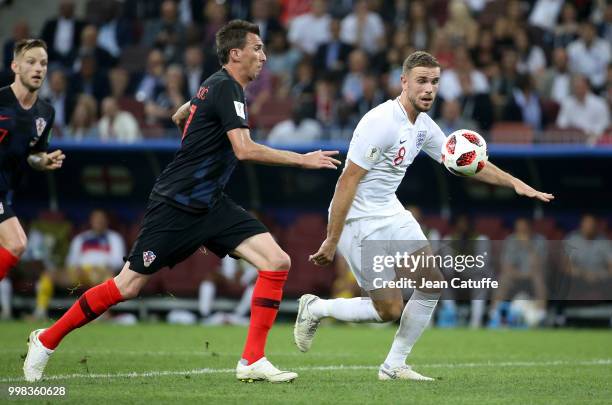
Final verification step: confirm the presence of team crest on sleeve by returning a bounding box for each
[365,145,380,163]
[234,101,246,119]
[35,117,47,136]
[143,251,157,268]
[416,130,427,149]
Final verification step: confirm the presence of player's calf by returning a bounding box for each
[372,299,403,322]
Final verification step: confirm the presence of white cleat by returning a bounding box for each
[236,357,298,383]
[378,363,435,381]
[294,294,320,352]
[23,329,54,382]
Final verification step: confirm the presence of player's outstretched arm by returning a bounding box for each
[27,150,65,171]
[473,161,554,202]
[227,128,341,169]
[172,101,191,132]
[309,160,367,266]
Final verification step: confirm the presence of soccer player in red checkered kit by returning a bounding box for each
[0,39,64,282]
[24,20,340,383]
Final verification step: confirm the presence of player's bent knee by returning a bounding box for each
[6,236,27,257]
[267,251,291,271]
[374,301,403,322]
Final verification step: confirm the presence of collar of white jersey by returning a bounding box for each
[394,97,419,126]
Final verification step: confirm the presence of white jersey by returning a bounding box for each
[341,98,446,220]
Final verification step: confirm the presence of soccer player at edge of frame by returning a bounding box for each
[294,51,555,381]
[0,39,64,282]
[23,20,341,384]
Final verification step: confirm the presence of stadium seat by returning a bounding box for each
[254,97,293,131]
[490,122,534,144]
[541,126,587,144]
[474,216,507,239]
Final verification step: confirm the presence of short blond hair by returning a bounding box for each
[402,51,440,74]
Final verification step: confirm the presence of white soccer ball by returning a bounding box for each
[441,129,488,177]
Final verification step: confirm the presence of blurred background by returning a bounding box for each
[0,0,610,328]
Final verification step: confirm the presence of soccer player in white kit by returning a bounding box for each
[294,51,554,381]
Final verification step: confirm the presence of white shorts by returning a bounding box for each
[337,210,430,291]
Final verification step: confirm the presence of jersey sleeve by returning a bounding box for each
[346,112,394,171]
[214,79,249,133]
[30,109,55,154]
[421,118,446,163]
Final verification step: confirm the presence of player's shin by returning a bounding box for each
[383,289,439,368]
[39,279,124,350]
[241,270,288,365]
[309,297,383,322]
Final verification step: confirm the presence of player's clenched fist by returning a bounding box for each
[309,238,338,266]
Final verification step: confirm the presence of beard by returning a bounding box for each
[409,96,432,113]
[20,75,42,92]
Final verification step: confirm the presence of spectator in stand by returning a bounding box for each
[439,214,491,328]
[556,75,610,144]
[183,45,206,97]
[32,209,126,319]
[430,31,454,70]
[341,48,369,106]
[134,49,166,103]
[490,48,519,111]
[96,0,132,59]
[503,73,544,131]
[313,18,353,79]
[265,29,301,96]
[250,0,283,45]
[553,2,580,48]
[145,64,187,129]
[42,69,75,134]
[470,28,499,70]
[440,0,479,48]
[567,22,611,91]
[69,54,110,103]
[314,76,338,127]
[143,0,186,64]
[108,67,131,100]
[98,96,141,142]
[528,0,564,34]
[245,66,272,122]
[40,0,85,67]
[268,96,323,144]
[513,28,546,76]
[436,99,478,135]
[536,47,572,104]
[64,94,99,140]
[72,24,117,72]
[437,46,493,130]
[563,214,612,296]
[287,0,331,56]
[340,0,385,55]
[405,0,435,51]
[353,73,385,118]
[489,218,548,328]
[2,20,30,71]
[202,0,229,48]
[290,60,315,101]
[598,2,612,45]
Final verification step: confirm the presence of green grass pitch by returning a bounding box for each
[1,321,610,404]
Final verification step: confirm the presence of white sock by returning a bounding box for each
[234,285,254,317]
[384,290,439,368]
[309,297,382,322]
[470,299,485,328]
[198,281,216,317]
[0,279,12,318]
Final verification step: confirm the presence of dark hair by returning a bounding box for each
[215,20,260,65]
[13,39,47,59]
[402,51,440,74]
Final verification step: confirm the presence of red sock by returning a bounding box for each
[242,270,288,364]
[39,279,124,350]
[0,246,19,281]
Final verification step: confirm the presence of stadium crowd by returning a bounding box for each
[1,0,611,144]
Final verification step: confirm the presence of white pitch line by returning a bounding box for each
[1,359,610,383]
